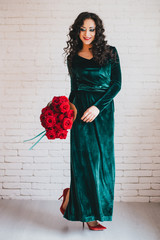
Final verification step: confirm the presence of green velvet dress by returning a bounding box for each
[63,46,122,222]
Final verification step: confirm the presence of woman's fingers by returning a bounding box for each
[82,113,95,122]
[69,103,99,123]
[81,106,100,122]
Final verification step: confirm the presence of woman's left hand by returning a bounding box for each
[81,105,100,122]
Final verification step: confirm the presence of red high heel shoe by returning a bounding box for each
[82,221,107,231]
[58,188,70,215]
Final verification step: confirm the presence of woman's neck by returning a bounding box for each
[81,44,92,52]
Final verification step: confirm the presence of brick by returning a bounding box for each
[0,0,159,202]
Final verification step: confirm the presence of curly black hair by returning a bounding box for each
[63,12,118,75]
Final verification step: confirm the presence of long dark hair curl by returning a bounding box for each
[63,12,117,75]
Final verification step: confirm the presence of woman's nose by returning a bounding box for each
[84,29,90,36]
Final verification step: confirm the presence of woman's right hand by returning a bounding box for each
[69,101,77,122]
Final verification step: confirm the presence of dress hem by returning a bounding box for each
[63,215,112,222]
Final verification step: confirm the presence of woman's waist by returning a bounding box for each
[76,87,108,92]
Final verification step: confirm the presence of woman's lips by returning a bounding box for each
[83,37,91,40]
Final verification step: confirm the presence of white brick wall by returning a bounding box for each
[0,0,160,202]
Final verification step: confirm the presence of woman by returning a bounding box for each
[58,12,122,231]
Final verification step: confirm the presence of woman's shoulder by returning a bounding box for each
[108,46,121,70]
[108,45,117,54]
[107,45,120,58]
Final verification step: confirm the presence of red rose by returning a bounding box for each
[55,126,64,138]
[46,129,56,139]
[40,113,45,121]
[40,113,46,128]
[41,121,46,128]
[43,109,54,117]
[51,96,70,113]
[53,124,63,139]
[59,96,69,103]
[45,116,56,128]
[52,104,60,113]
[55,122,62,131]
[58,113,65,122]
[52,96,60,105]
[62,117,73,129]
[41,106,50,114]
[59,102,70,113]
[53,112,59,120]
[54,113,62,124]
[50,104,54,111]
[64,109,74,119]
[59,130,68,139]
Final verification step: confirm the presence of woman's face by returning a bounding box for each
[79,18,96,46]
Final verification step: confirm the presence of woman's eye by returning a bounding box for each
[80,28,95,32]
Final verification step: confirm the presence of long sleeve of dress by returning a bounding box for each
[93,47,122,113]
[67,60,77,103]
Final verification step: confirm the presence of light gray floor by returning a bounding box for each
[0,200,159,240]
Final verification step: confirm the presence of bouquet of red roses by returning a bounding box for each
[23,96,76,150]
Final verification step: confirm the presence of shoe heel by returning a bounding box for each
[58,194,63,200]
[58,188,70,215]
[82,222,84,229]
